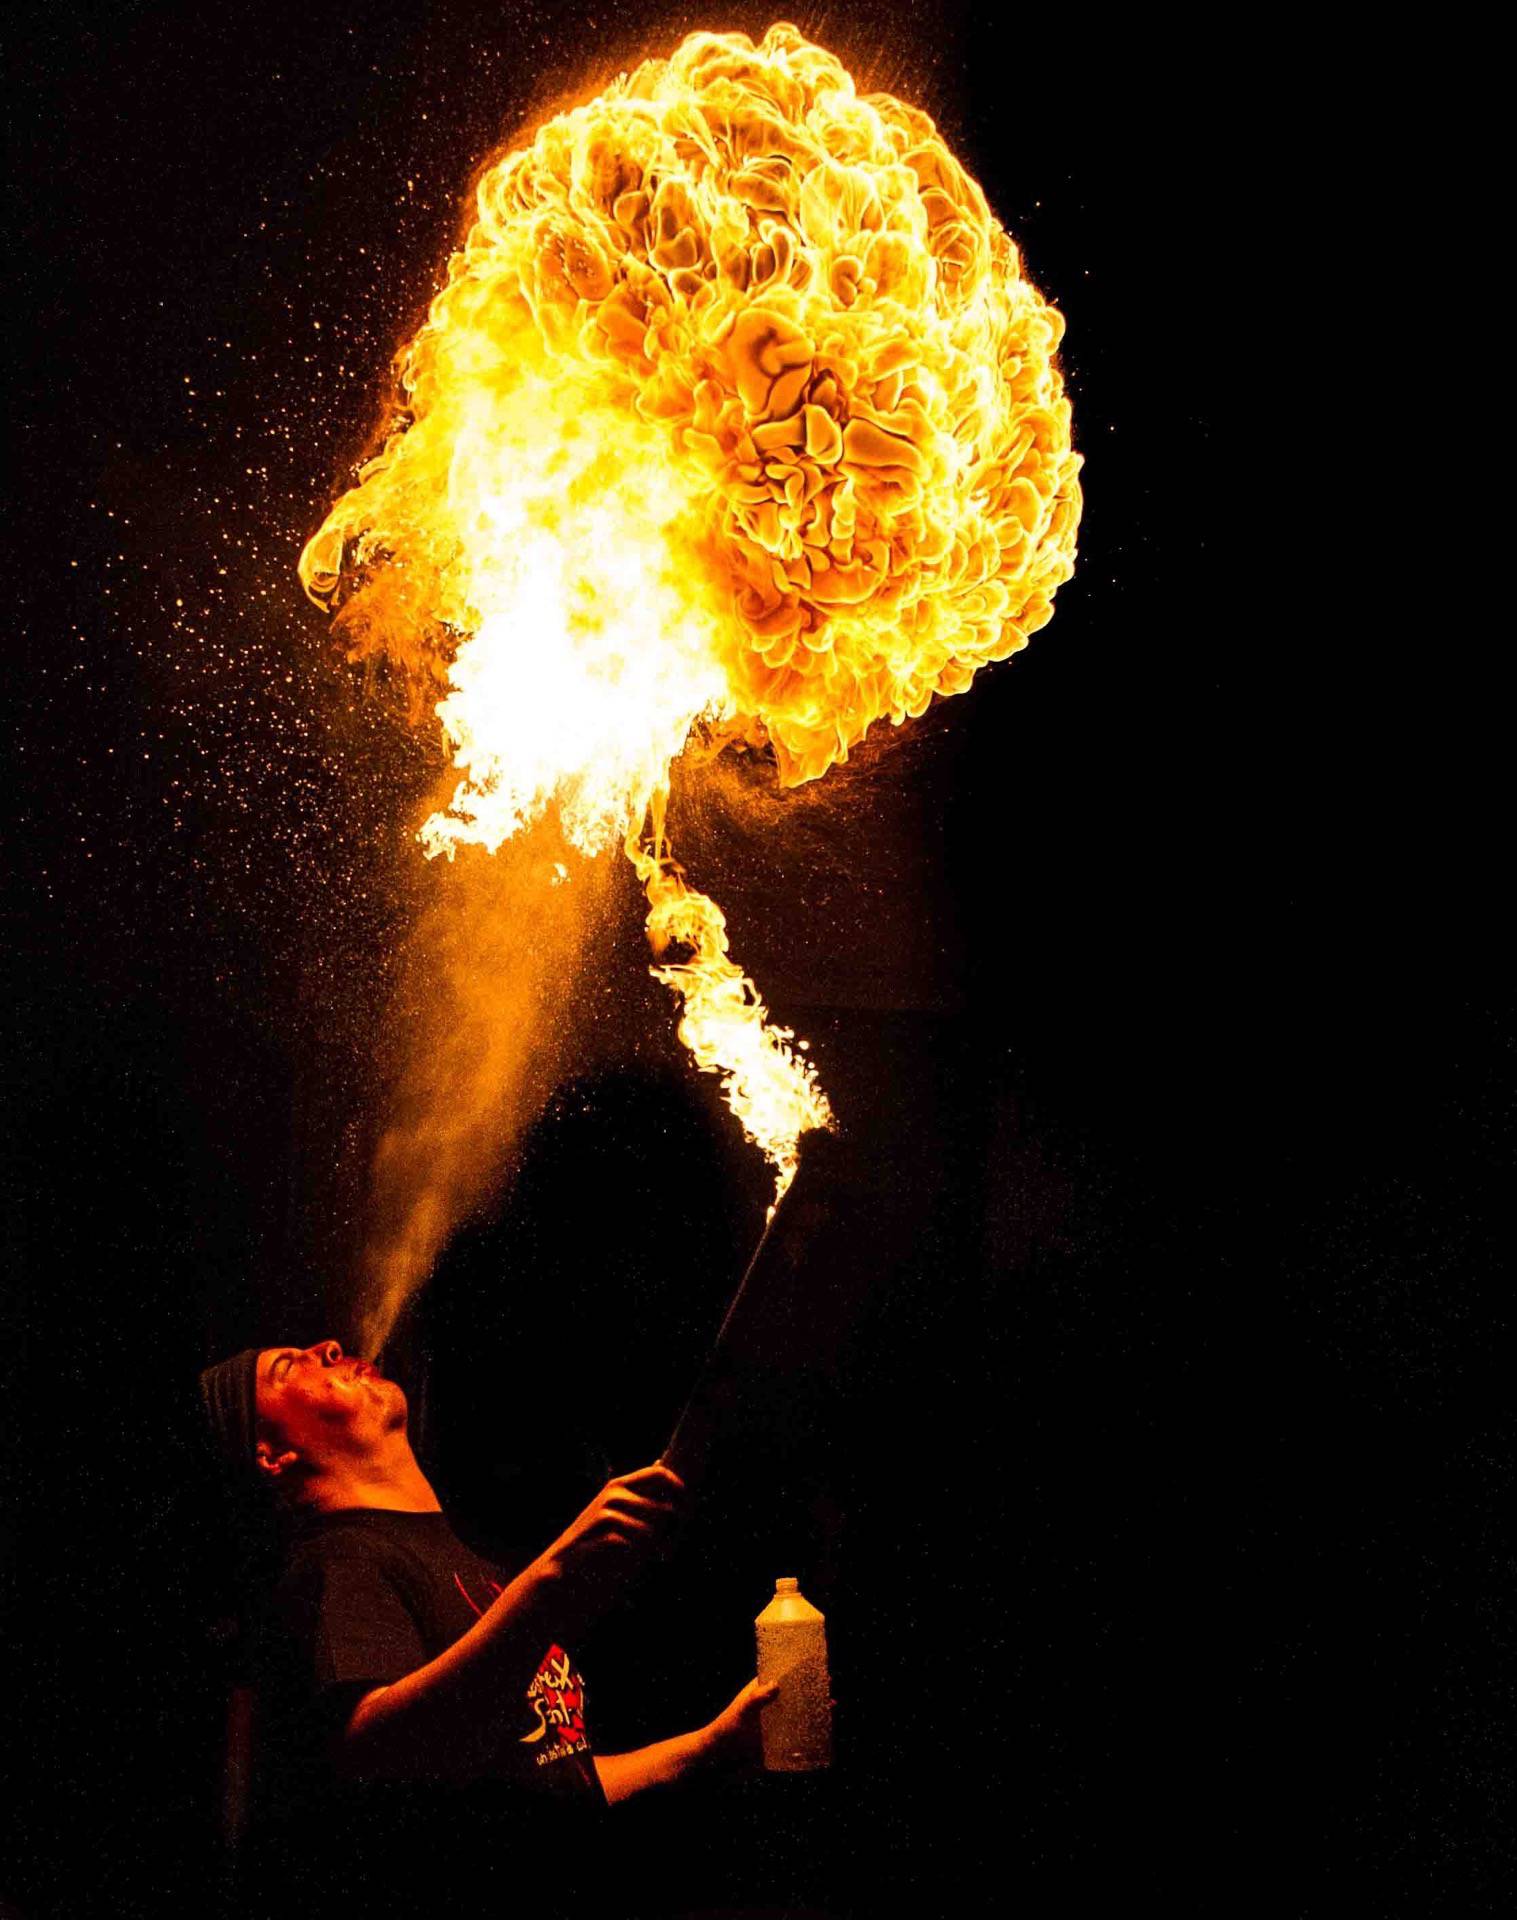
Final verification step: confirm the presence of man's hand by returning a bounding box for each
[535,1463,687,1616]
[698,1677,780,1772]
[594,1677,780,1804]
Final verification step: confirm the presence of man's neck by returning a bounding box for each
[308,1435,443,1515]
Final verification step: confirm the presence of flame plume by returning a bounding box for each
[627,786,829,1193]
[301,24,1081,1307]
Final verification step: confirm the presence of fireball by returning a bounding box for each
[301,23,1082,1200]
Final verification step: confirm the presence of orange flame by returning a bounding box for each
[301,23,1081,1212]
[628,788,830,1202]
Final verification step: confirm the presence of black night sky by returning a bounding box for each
[4,6,1507,1915]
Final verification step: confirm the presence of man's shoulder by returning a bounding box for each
[265,1509,513,1669]
[262,1514,446,1660]
[279,1509,504,1600]
[275,1511,435,1598]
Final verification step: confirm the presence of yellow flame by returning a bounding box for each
[300,23,1081,1197]
[628,792,831,1204]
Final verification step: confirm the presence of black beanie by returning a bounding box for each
[199,1348,261,1475]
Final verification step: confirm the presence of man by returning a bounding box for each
[200,1339,774,1916]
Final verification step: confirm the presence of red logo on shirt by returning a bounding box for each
[520,1644,588,1764]
[451,1573,587,1765]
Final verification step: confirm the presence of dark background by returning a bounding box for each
[4,4,1507,1914]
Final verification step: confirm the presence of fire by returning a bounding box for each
[300,23,1081,1203]
[628,791,828,1191]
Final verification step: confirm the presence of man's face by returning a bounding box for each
[255,1341,406,1471]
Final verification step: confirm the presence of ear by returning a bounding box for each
[255,1438,301,1482]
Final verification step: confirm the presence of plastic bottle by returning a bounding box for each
[755,1576,833,1772]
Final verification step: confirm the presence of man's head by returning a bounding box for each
[201,1340,410,1508]
[253,1342,408,1494]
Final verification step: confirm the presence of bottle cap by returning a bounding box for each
[775,1576,799,1592]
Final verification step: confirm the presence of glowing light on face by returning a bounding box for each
[300,24,1081,1202]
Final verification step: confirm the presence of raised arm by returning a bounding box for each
[340,1464,685,1783]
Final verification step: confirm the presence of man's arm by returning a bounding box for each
[594,1678,776,1805]
[340,1464,684,1784]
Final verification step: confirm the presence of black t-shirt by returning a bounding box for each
[245,1508,605,1916]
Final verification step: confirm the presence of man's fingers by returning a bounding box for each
[611,1463,687,1498]
[722,1679,779,1721]
[601,1518,661,1547]
[603,1486,682,1521]
[597,1496,682,1539]
[595,1512,651,1541]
